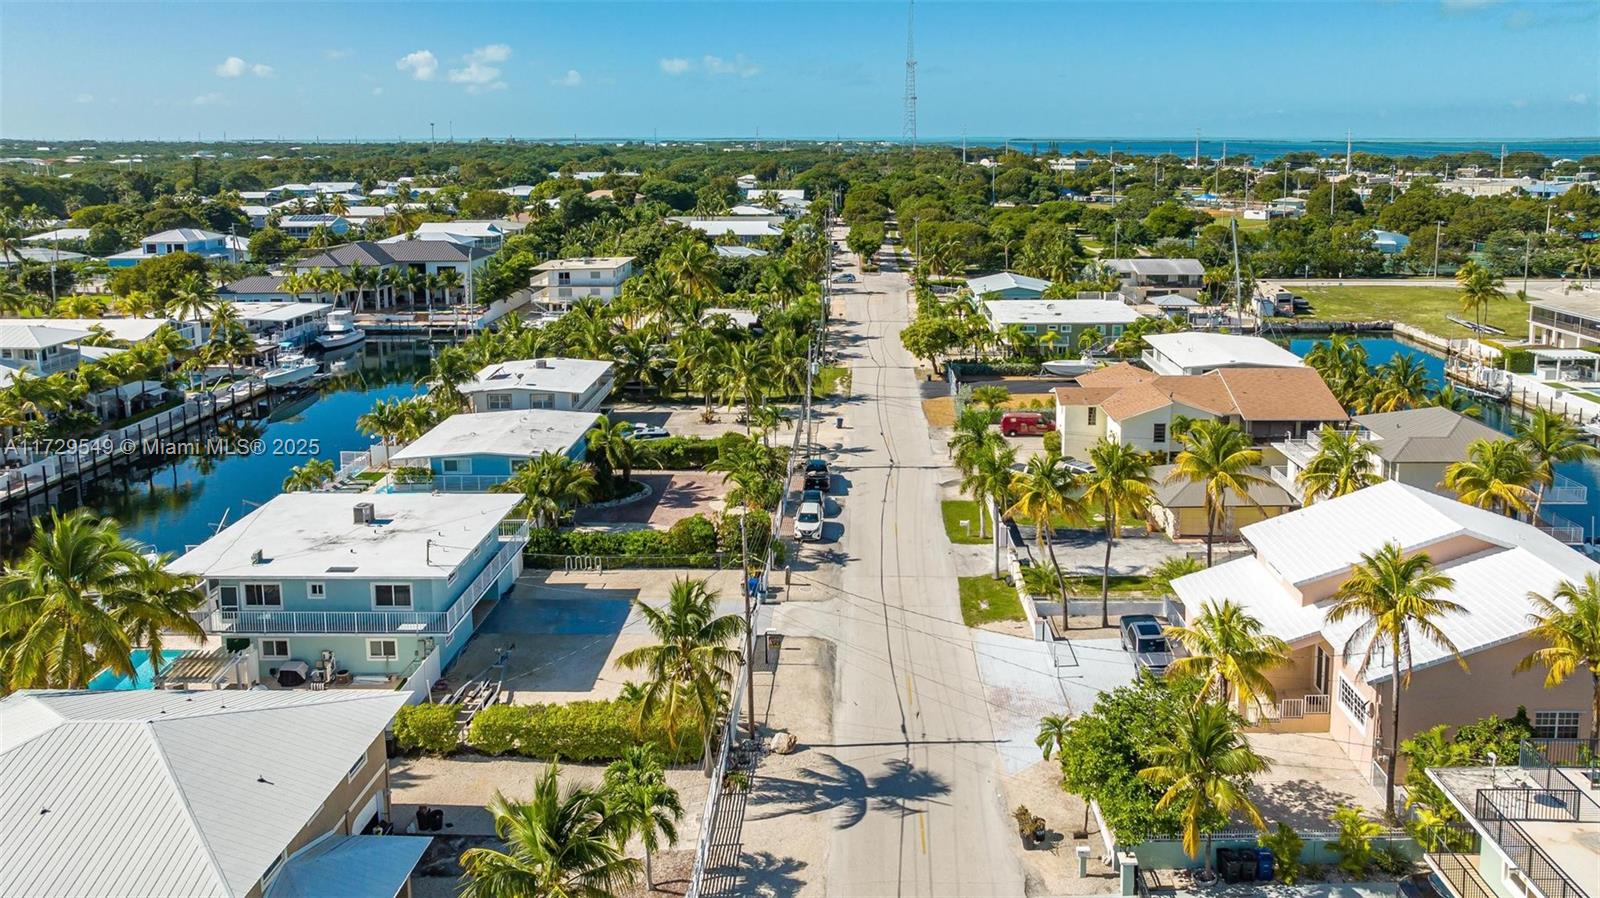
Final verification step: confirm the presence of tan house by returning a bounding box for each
[0,689,426,898]
[1148,463,1298,539]
[1052,362,1347,461]
[1172,481,1599,784]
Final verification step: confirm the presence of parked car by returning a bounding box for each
[833,273,856,283]
[803,458,831,492]
[1119,614,1174,675]
[802,488,825,510]
[626,424,670,440]
[794,499,824,541]
[1000,411,1055,437]
[1062,458,1095,475]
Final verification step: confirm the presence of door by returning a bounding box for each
[1314,646,1330,694]
[218,584,239,611]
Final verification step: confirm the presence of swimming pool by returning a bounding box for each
[88,649,186,690]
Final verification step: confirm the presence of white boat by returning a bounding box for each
[263,357,319,388]
[316,310,366,350]
[1041,358,1101,377]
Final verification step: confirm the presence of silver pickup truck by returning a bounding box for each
[1119,614,1174,675]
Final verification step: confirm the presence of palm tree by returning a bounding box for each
[459,764,639,898]
[1007,452,1086,632]
[1429,384,1482,418]
[1370,354,1433,413]
[1518,408,1600,518]
[1137,702,1271,872]
[1297,425,1381,503]
[1036,713,1070,760]
[435,266,463,306]
[1455,260,1505,337]
[1327,541,1464,820]
[1149,556,1204,597]
[1442,438,1536,517]
[960,440,1017,540]
[1518,574,1600,743]
[0,510,145,689]
[282,458,337,492]
[492,452,598,529]
[1304,336,1370,408]
[110,553,208,679]
[1082,439,1155,628]
[1166,420,1268,567]
[948,407,1000,474]
[356,397,409,449]
[615,577,747,750]
[1165,600,1290,710]
[1568,243,1600,288]
[587,417,642,488]
[167,272,217,323]
[603,745,684,891]
[718,340,770,433]
[658,236,720,302]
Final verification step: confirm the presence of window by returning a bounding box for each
[1152,423,1167,444]
[1533,711,1581,740]
[1337,676,1370,725]
[367,639,399,660]
[1087,407,1097,425]
[441,458,470,474]
[307,582,325,600]
[346,752,367,783]
[261,639,290,659]
[243,583,282,607]
[1314,646,1331,695]
[373,583,412,608]
[1021,325,1036,334]
[218,585,239,608]
[487,393,513,411]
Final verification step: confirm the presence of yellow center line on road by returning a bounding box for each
[906,673,915,709]
[918,812,927,854]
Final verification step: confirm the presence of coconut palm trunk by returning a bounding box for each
[1386,629,1405,818]
[1100,517,1115,629]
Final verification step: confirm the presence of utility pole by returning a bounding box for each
[429,122,435,147]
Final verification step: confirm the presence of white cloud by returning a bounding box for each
[1510,98,1529,109]
[251,63,274,78]
[1570,93,1591,105]
[74,93,94,104]
[659,57,693,75]
[703,54,760,77]
[191,92,227,107]
[372,87,384,96]
[215,56,247,77]
[551,69,583,88]
[324,48,352,61]
[448,43,511,92]
[396,49,439,81]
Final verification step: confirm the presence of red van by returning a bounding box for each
[1000,411,1055,437]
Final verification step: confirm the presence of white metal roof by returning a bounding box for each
[1530,348,1599,361]
[0,323,85,349]
[674,218,782,238]
[0,689,409,898]
[967,271,1052,295]
[1106,257,1205,277]
[413,221,504,239]
[143,228,224,244]
[220,301,334,323]
[982,299,1142,327]
[532,256,634,272]
[1143,332,1306,370]
[170,492,521,579]
[0,246,89,266]
[390,409,598,463]
[4,317,186,344]
[21,227,91,243]
[458,357,614,396]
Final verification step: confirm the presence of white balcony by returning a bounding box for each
[1268,465,1306,502]
[1543,472,1588,505]
[1537,510,1587,546]
[198,521,529,636]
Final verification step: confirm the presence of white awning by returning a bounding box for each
[1530,348,1599,361]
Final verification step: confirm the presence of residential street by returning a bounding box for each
[752,236,1027,896]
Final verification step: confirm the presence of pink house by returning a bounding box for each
[1171,481,1598,785]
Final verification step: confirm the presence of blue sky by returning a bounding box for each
[2,1,1596,141]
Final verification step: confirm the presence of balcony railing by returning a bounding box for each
[1253,691,1331,722]
[199,521,530,636]
[1536,509,1587,545]
[1474,787,1596,898]
[1268,465,1306,500]
[1542,472,1589,505]
[1426,851,1495,898]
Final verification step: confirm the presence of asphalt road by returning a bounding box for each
[786,234,1026,895]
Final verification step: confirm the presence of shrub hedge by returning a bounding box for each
[642,434,757,470]
[393,703,460,755]
[465,699,703,763]
[522,508,777,569]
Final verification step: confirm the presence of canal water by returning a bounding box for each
[4,339,432,557]
[1288,336,1600,543]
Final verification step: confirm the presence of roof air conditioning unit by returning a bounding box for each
[534,359,551,368]
[353,502,376,524]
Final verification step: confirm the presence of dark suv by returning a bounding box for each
[803,458,831,492]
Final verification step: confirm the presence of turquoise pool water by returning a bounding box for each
[88,649,186,690]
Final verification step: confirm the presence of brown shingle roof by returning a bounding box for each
[1076,362,1157,389]
[1215,368,1348,423]
[1053,386,1123,407]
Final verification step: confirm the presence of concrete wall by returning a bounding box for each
[1151,503,1289,540]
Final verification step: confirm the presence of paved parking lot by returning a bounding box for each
[572,471,726,528]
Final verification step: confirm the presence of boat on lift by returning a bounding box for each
[263,354,319,389]
[315,310,366,351]
[1041,358,1102,377]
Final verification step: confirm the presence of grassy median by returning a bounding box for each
[941,499,991,544]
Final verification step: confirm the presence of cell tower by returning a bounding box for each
[902,0,917,151]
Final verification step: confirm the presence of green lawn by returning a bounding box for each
[1296,286,1529,338]
[958,575,1026,627]
[1063,574,1155,597]
[941,499,991,544]
[815,365,849,397]
[354,470,386,483]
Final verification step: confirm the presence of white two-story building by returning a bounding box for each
[528,256,636,312]
[456,357,616,413]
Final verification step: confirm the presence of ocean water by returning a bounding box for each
[932,138,1600,161]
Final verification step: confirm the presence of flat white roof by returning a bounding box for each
[1143,332,1306,370]
[982,299,1142,327]
[0,689,409,898]
[458,357,614,396]
[219,301,333,323]
[532,256,634,272]
[674,218,782,238]
[170,492,521,579]
[390,409,598,463]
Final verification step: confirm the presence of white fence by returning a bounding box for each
[397,644,443,705]
[686,659,749,898]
